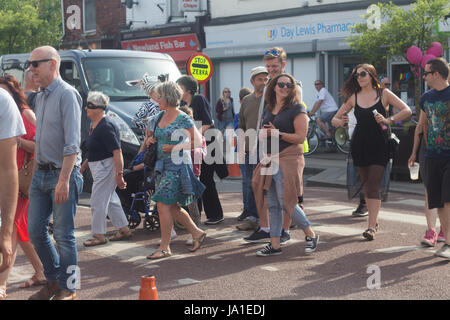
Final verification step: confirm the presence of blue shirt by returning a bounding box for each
[86,117,121,162]
[420,86,450,158]
[34,77,82,167]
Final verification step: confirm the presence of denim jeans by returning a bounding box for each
[28,167,83,292]
[266,163,310,237]
[239,152,258,219]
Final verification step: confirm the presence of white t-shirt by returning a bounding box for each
[0,88,25,140]
[316,87,338,113]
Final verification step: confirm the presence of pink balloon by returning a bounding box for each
[406,46,422,65]
[426,44,443,57]
[421,54,436,69]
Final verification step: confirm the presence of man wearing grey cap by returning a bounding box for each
[236,66,268,230]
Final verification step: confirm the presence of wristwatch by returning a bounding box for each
[389,116,394,124]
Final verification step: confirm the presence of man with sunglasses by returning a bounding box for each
[417,58,450,260]
[244,47,305,244]
[26,46,83,299]
[308,80,338,138]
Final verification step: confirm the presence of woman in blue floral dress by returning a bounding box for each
[146,81,207,259]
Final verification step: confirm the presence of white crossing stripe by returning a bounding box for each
[388,199,425,207]
[178,278,201,285]
[374,245,436,254]
[261,266,279,272]
[308,205,439,228]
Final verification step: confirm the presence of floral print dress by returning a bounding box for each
[152,112,195,206]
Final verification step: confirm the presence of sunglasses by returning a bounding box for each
[24,59,53,69]
[354,71,368,79]
[86,102,106,110]
[423,71,434,77]
[265,49,280,57]
[277,82,294,89]
[314,82,322,86]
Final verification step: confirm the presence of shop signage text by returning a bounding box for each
[122,34,199,53]
[180,0,200,12]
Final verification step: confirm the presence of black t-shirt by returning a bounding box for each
[262,103,306,153]
[86,117,121,162]
[190,94,213,127]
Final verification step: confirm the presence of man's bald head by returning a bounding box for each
[29,46,60,89]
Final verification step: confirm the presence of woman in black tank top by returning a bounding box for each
[331,64,411,241]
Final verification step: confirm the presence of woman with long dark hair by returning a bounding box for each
[332,64,411,240]
[252,73,319,256]
[0,75,45,299]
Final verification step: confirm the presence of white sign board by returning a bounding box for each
[180,0,199,12]
[205,10,366,49]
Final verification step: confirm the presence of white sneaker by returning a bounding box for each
[157,230,178,244]
[434,244,450,260]
[185,235,193,246]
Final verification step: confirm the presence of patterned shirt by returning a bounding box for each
[133,99,160,134]
[420,86,450,158]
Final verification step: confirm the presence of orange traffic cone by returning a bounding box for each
[228,136,241,177]
[139,275,158,300]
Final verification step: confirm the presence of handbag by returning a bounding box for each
[143,112,164,169]
[18,153,33,199]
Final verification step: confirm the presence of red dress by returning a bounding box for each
[15,107,35,242]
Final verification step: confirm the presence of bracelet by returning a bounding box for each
[116,171,124,176]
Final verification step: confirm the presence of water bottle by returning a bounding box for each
[372,109,387,130]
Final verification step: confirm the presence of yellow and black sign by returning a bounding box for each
[187,53,213,84]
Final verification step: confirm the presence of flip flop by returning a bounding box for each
[147,250,172,260]
[190,232,207,252]
[109,230,132,241]
[19,275,47,288]
[83,237,107,247]
[0,288,6,300]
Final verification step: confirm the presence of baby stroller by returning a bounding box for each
[117,166,160,232]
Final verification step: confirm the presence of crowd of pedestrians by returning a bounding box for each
[0,44,449,300]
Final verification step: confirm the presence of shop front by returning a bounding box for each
[120,22,205,75]
[121,33,201,74]
[203,9,367,116]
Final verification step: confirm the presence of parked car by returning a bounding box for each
[0,49,182,191]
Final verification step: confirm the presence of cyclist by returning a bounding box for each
[308,80,338,138]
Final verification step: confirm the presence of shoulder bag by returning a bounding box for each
[143,112,164,169]
[18,153,33,199]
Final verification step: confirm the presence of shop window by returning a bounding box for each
[391,64,416,108]
[83,0,96,33]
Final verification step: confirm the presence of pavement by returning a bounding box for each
[5,149,441,303]
[303,151,425,196]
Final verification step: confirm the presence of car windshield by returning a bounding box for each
[81,57,181,101]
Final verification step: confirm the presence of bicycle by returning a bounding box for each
[305,115,350,156]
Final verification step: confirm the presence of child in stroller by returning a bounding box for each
[116,138,160,231]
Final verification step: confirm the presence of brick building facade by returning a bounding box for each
[60,0,126,49]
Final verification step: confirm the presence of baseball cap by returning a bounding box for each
[250,66,268,79]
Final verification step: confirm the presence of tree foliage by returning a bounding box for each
[347,0,449,72]
[347,0,449,113]
[0,0,62,55]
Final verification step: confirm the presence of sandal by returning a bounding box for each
[190,232,207,252]
[0,287,6,300]
[109,229,132,241]
[363,229,376,241]
[147,250,172,260]
[19,274,47,288]
[83,236,107,247]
